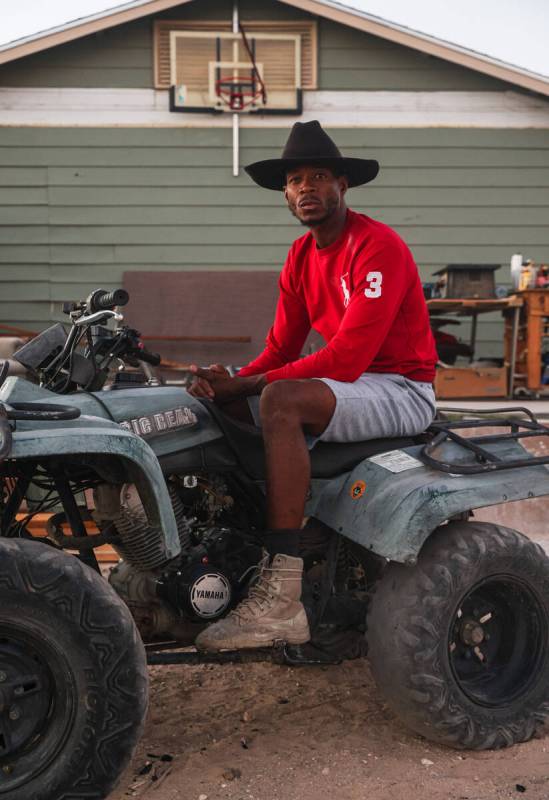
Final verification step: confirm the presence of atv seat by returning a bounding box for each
[201,400,423,480]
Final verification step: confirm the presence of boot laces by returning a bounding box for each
[230,555,301,622]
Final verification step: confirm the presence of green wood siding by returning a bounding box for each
[318,21,515,91]
[0,0,519,92]
[0,19,154,89]
[1,126,548,357]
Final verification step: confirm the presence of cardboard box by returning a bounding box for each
[435,366,507,399]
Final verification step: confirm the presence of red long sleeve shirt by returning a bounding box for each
[239,210,437,384]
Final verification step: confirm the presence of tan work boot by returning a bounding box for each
[195,553,310,652]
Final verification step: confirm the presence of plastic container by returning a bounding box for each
[510,253,523,290]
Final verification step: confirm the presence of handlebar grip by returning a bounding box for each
[89,289,129,313]
[0,405,12,462]
[138,348,161,367]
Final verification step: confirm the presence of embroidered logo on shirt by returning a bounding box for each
[340,273,350,307]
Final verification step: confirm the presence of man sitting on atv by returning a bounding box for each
[189,120,438,652]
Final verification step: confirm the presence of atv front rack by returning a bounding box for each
[421,407,549,475]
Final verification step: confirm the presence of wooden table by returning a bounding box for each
[427,296,523,398]
[504,290,549,393]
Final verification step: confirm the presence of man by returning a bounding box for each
[189,120,437,652]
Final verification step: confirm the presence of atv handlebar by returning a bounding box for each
[41,288,165,392]
[136,346,161,367]
[87,289,129,314]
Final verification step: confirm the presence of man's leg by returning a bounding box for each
[216,396,255,424]
[195,379,336,652]
[218,380,336,529]
[260,379,336,530]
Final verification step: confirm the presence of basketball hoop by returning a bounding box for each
[168,22,303,177]
[214,25,267,112]
[169,30,301,116]
[215,75,263,111]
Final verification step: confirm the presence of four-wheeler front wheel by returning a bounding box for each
[0,538,148,799]
[367,521,549,749]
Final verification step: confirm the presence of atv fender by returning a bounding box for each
[10,417,180,560]
[310,439,549,565]
[0,376,224,466]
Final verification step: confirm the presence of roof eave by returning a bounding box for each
[285,0,549,96]
[0,0,547,97]
[0,0,193,65]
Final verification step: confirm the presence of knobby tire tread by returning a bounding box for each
[0,538,148,799]
[366,521,549,749]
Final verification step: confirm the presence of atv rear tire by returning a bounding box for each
[0,538,148,799]
[367,521,549,749]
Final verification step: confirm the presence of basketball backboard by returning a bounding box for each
[169,30,302,115]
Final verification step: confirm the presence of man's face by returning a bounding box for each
[284,164,348,228]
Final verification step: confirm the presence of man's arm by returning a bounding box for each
[188,253,310,401]
[238,254,310,377]
[188,365,267,401]
[264,236,411,383]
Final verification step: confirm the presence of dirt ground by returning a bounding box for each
[110,433,549,800]
[110,658,549,800]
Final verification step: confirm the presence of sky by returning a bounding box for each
[1,0,548,77]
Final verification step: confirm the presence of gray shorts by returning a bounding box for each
[247,372,436,447]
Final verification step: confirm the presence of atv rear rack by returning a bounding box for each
[421,407,549,475]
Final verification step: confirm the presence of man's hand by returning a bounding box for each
[187,363,265,402]
[188,363,228,399]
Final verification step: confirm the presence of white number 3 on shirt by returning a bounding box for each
[364,271,383,298]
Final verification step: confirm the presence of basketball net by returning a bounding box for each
[215,25,268,112]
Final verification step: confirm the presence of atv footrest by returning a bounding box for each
[146,630,366,666]
[146,645,283,665]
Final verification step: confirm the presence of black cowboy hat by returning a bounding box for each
[244,120,379,191]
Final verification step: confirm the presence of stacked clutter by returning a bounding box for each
[511,254,549,291]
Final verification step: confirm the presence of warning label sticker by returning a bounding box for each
[368,450,424,474]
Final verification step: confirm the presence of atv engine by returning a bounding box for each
[94,475,261,644]
[107,558,234,644]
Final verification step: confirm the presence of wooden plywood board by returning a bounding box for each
[435,366,508,398]
[122,269,281,367]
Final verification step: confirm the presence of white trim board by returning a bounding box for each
[1,88,549,128]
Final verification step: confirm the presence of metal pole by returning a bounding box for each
[232,0,238,34]
[233,113,239,177]
[53,473,100,573]
[508,303,521,399]
[469,312,478,361]
[232,0,239,177]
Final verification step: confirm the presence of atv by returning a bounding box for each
[2,288,549,798]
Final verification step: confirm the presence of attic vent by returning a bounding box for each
[154,19,317,90]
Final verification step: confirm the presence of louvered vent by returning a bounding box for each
[154,19,317,90]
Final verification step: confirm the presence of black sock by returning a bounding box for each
[264,529,301,558]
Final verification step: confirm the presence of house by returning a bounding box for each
[1,0,548,364]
